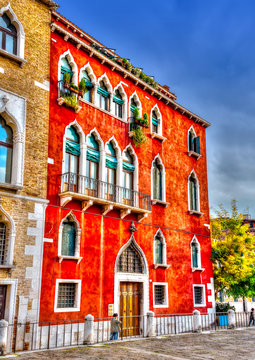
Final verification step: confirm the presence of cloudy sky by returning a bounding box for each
[56,0,255,216]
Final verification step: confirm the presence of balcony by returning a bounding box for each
[59,173,151,221]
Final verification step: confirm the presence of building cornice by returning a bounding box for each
[51,14,211,128]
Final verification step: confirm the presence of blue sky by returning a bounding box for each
[56,0,255,216]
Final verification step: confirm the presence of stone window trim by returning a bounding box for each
[129,91,142,119]
[151,154,166,203]
[58,211,82,263]
[95,73,113,111]
[122,144,139,193]
[58,49,79,86]
[187,126,201,159]
[0,95,25,188]
[150,104,163,137]
[188,170,201,214]
[153,228,170,269]
[193,284,206,307]
[153,282,169,308]
[0,199,16,267]
[0,4,25,65]
[54,279,81,313]
[112,83,128,121]
[190,236,204,272]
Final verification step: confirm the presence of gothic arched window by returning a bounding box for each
[0,14,17,55]
[117,242,144,273]
[0,115,13,184]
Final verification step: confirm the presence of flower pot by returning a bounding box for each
[69,87,79,94]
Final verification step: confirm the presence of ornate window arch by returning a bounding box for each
[0,200,15,266]
[113,83,127,120]
[96,73,112,111]
[150,105,162,135]
[0,4,25,59]
[188,126,200,156]
[79,63,96,103]
[153,229,167,267]
[58,211,82,263]
[129,92,142,127]
[86,128,104,183]
[151,155,166,203]
[190,236,201,270]
[0,96,25,187]
[58,50,78,86]
[188,170,200,213]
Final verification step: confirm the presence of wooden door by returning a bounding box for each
[0,285,7,320]
[119,282,141,337]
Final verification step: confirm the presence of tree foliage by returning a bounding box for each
[211,201,255,298]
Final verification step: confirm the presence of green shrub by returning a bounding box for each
[132,67,141,76]
[133,107,140,120]
[79,78,87,92]
[63,95,78,112]
[216,302,236,313]
[133,127,147,148]
[63,72,71,85]
[140,112,149,127]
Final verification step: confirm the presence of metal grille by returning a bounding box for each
[57,283,76,308]
[194,286,203,305]
[154,285,165,305]
[0,223,7,265]
[117,243,143,273]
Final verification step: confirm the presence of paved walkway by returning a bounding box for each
[6,328,255,360]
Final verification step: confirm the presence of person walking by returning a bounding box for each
[110,313,122,340]
[249,308,255,326]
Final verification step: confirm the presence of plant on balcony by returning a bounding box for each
[63,72,71,87]
[68,82,79,94]
[133,126,147,148]
[79,78,87,97]
[133,107,149,128]
[131,67,141,76]
[57,95,82,113]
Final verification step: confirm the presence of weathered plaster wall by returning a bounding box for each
[40,19,213,322]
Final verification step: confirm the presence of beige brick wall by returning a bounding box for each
[0,0,53,324]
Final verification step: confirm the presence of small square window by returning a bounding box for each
[55,279,81,312]
[193,285,206,306]
[153,283,168,308]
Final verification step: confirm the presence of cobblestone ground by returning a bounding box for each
[9,328,255,360]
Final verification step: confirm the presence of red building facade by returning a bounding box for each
[40,11,215,325]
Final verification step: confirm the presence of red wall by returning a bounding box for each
[40,17,213,322]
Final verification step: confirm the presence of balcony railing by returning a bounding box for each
[59,172,151,212]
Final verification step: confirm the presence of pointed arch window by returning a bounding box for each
[0,14,17,55]
[113,89,124,118]
[86,134,100,196]
[60,57,73,96]
[188,128,200,155]
[105,142,117,201]
[62,220,76,257]
[0,223,7,265]
[152,110,159,134]
[122,149,135,205]
[64,126,80,192]
[117,242,144,273]
[191,237,202,270]
[189,173,199,211]
[81,70,93,103]
[155,236,163,264]
[152,161,162,201]
[97,81,109,111]
[0,115,13,184]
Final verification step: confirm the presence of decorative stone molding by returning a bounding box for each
[58,211,81,260]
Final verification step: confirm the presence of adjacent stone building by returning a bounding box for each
[0,0,58,343]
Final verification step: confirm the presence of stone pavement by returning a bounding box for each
[6,328,255,360]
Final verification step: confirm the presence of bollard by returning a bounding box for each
[227,309,235,329]
[146,311,155,337]
[193,310,202,333]
[84,314,94,344]
[0,320,8,355]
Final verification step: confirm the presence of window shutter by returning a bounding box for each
[188,132,193,151]
[97,87,109,97]
[194,136,200,154]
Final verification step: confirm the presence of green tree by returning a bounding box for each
[211,201,255,298]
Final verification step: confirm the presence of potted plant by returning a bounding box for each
[63,72,71,87]
[79,78,87,97]
[140,113,149,128]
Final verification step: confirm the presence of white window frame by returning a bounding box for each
[58,211,82,264]
[0,4,25,65]
[187,126,201,159]
[96,73,113,112]
[190,236,204,272]
[150,104,166,142]
[153,282,168,308]
[0,202,15,267]
[151,154,168,206]
[193,284,206,307]
[112,83,128,121]
[188,170,203,216]
[129,92,142,124]
[58,50,79,94]
[153,229,169,269]
[54,279,81,312]
[79,62,96,103]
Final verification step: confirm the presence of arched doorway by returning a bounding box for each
[114,232,149,336]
